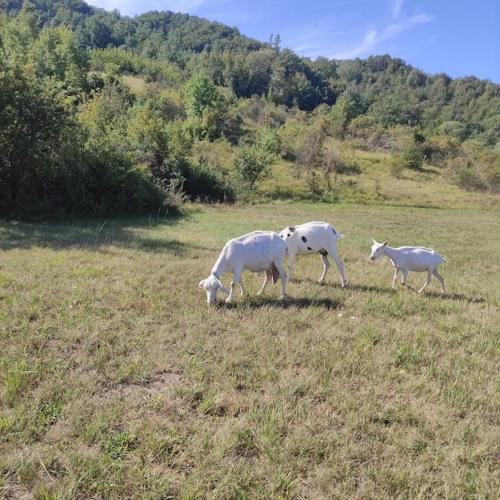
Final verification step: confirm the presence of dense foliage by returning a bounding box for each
[1,0,499,215]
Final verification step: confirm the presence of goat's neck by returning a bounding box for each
[382,245,399,263]
[211,251,227,278]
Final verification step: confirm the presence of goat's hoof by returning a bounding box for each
[318,279,325,285]
[278,294,286,300]
[225,298,232,304]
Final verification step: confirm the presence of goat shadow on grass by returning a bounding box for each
[423,290,486,304]
[353,283,485,304]
[373,283,486,303]
[296,278,394,295]
[343,282,398,294]
[296,280,486,304]
[349,282,485,303]
[292,277,346,287]
[220,295,342,310]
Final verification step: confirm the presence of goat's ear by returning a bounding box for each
[382,241,388,246]
[372,239,378,245]
[289,226,296,233]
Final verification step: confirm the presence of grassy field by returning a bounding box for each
[1,201,499,498]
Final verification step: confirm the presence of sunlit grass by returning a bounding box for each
[0,202,499,497]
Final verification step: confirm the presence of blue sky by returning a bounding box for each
[87,0,500,82]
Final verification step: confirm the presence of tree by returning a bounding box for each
[0,63,73,212]
[183,72,222,118]
[30,26,88,97]
[256,126,280,156]
[330,86,364,138]
[234,145,272,188]
[268,49,326,110]
[127,99,168,168]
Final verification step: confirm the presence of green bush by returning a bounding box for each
[322,145,361,177]
[348,115,384,143]
[256,126,280,156]
[90,48,180,84]
[234,146,272,188]
[180,162,235,202]
[400,144,424,170]
[422,135,460,165]
[456,167,488,192]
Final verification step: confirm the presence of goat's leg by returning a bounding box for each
[392,268,399,289]
[401,270,409,288]
[318,253,330,283]
[433,269,445,293]
[226,269,242,303]
[239,280,246,296]
[287,254,296,282]
[328,247,347,287]
[257,272,270,295]
[419,269,432,294]
[274,260,288,299]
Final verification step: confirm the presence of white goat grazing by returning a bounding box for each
[279,221,347,286]
[370,240,445,294]
[199,231,288,306]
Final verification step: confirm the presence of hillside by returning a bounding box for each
[0,0,499,216]
[4,0,264,56]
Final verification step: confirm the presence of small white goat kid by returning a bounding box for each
[199,231,288,306]
[279,221,347,286]
[370,240,445,294]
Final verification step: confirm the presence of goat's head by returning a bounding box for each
[370,239,387,261]
[279,226,297,242]
[198,274,229,306]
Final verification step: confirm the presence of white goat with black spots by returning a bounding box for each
[279,221,347,286]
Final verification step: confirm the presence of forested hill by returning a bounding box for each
[4,0,499,115]
[3,0,264,55]
[1,0,499,216]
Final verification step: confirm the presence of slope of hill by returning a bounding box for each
[0,0,499,216]
[4,0,264,54]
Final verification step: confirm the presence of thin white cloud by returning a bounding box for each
[331,29,377,59]
[331,13,433,59]
[291,30,365,54]
[392,0,404,19]
[383,13,433,39]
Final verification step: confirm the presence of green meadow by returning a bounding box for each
[1,200,499,498]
